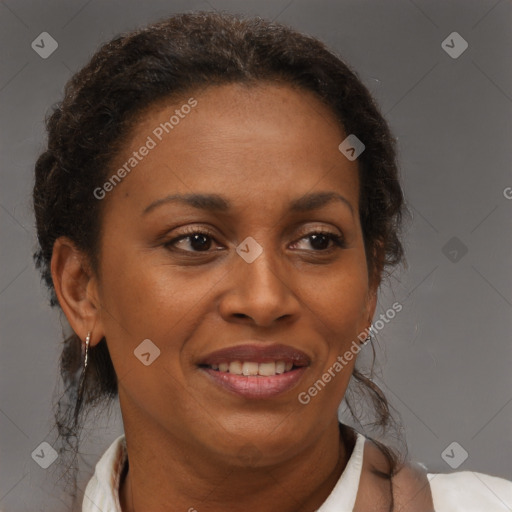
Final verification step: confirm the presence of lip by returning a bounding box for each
[201,367,308,399]
[197,343,311,399]
[198,343,311,366]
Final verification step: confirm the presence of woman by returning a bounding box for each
[33,10,512,512]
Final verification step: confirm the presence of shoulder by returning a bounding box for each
[353,434,512,512]
[355,439,434,512]
[392,461,435,512]
[428,470,512,511]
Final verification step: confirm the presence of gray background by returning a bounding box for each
[1,0,511,510]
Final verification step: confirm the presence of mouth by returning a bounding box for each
[197,343,311,399]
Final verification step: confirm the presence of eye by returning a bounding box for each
[164,229,222,253]
[290,231,346,252]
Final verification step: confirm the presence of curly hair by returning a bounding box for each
[33,10,408,509]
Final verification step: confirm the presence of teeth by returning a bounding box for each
[209,360,295,376]
[258,362,276,376]
[228,361,242,374]
[242,362,259,376]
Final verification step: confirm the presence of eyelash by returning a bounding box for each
[163,227,346,254]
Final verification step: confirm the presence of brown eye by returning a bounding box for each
[165,230,220,253]
[291,231,346,251]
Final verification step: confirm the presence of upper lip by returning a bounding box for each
[198,343,311,367]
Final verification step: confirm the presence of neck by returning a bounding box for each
[119,420,354,512]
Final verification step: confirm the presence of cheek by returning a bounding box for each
[96,246,225,360]
[307,253,370,337]
[95,248,218,417]
[295,257,368,414]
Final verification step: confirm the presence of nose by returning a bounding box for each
[218,245,301,328]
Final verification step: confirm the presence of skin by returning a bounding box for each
[51,82,433,511]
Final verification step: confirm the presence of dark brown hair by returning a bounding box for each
[33,10,408,509]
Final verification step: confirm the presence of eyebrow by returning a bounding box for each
[142,191,354,216]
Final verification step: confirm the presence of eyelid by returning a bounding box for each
[294,222,343,237]
[158,223,219,242]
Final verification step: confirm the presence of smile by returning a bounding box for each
[198,343,310,399]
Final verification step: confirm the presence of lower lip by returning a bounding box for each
[201,367,308,399]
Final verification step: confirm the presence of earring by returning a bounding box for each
[74,331,91,425]
[365,324,374,344]
[83,331,90,371]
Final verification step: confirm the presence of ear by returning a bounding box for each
[51,236,105,347]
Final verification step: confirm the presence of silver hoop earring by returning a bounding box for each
[74,331,91,425]
[365,324,374,344]
[83,331,90,371]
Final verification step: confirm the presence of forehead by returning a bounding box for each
[103,82,360,215]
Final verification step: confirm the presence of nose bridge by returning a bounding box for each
[239,244,284,292]
[220,235,298,325]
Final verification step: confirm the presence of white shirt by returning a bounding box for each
[82,433,512,511]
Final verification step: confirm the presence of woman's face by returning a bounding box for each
[92,82,377,463]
